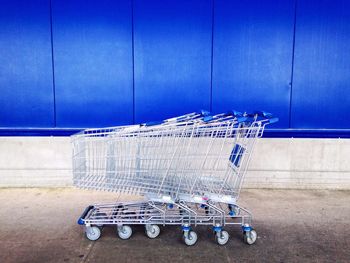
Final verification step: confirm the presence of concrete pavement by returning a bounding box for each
[0,188,349,263]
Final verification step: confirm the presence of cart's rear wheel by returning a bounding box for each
[243,229,257,245]
[183,231,198,246]
[145,225,160,239]
[215,230,229,245]
[85,226,101,241]
[117,225,133,240]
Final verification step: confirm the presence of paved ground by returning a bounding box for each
[0,188,349,263]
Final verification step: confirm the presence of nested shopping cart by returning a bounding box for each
[72,110,277,246]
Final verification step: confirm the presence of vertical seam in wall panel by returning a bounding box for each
[210,0,215,112]
[131,0,135,124]
[289,0,298,128]
[49,0,57,127]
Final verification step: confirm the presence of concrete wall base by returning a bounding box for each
[0,137,349,189]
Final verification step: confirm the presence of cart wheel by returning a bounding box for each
[117,225,133,240]
[243,229,257,245]
[215,230,229,245]
[85,226,101,241]
[145,225,160,239]
[183,231,198,246]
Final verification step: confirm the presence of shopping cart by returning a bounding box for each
[72,110,278,246]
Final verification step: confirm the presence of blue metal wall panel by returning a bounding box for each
[52,0,133,127]
[0,0,54,127]
[291,0,350,129]
[133,0,212,123]
[212,0,295,128]
[1,0,350,137]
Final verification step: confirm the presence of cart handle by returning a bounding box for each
[224,110,248,123]
[203,111,248,123]
[268,117,279,124]
[143,120,163,127]
[202,110,242,120]
[174,110,210,122]
[225,110,243,117]
[254,111,273,118]
[253,111,279,124]
[144,110,211,126]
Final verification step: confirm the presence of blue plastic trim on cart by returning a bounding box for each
[143,120,163,126]
[182,225,191,231]
[77,218,84,225]
[226,110,243,117]
[242,225,252,232]
[199,110,211,116]
[203,115,214,122]
[254,111,273,118]
[2,128,350,138]
[213,226,222,232]
[268,117,279,124]
[237,116,248,123]
[77,205,94,225]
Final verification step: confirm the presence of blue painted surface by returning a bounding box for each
[291,0,350,129]
[0,0,350,137]
[0,0,54,127]
[52,0,133,127]
[212,0,295,128]
[1,128,350,138]
[133,0,212,123]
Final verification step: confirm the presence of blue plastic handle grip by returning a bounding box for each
[254,111,273,118]
[200,110,211,116]
[226,110,243,117]
[203,116,214,122]
[268,117,279,124]
[144,121,163,126]
[237,116,248,123]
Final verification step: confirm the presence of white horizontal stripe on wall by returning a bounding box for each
[0,137,349,189]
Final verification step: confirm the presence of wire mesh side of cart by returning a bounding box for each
[71,112,211,192]
[72,114,269,202]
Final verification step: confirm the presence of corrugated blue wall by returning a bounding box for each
[0,0,349,137]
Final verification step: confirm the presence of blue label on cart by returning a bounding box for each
[229,144,245,167]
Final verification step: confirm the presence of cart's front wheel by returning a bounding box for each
[145,225,160,239]
[215,230,229,245]
[183,231,198,246]
[86,226,101,241]
[243,229,257,245]
[117,225,133,240]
